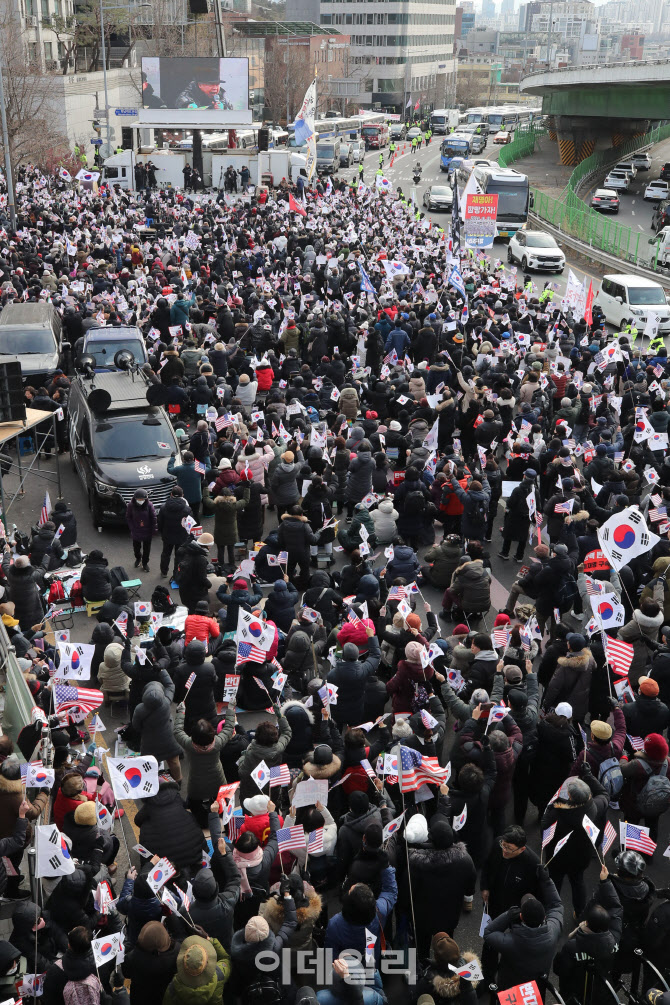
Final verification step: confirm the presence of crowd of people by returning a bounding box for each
[0,162,669,1005]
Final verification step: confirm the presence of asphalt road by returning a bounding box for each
[581,136,670,268]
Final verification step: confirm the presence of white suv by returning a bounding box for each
[507,230,565,272]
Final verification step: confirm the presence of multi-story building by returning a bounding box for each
[287,0,457,112]
[5,0,76,71]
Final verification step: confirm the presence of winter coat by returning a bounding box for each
[622,693,670,738]
[371,498,398,544]
[263,581,299,632]
[276,513,318,557]
[337,804,385,872]
[176,539,211,610]
[4,558,46,629]
[414,955,480,1005]
[541,774,609,875]
[448,479,491,540]
[449,560,491,613]
[462,650,499,699]
[270,459,302,506]
[125,499,158,542]
[135,782,205,872]
[325,865,397,968]
[98,643,131,694]
[260,883,323,958]
[162,937,230,1005]
[157,494,194,546]
[216,583,263,633]
[400,840,476,944]
[174,658,219,730]
[174,706,233,801]
[186,853,240,951]
[543,647,595,723]
[339,386,360,420]
[641,556,670,622]
[122,939,180,1005]
[553,879,623,998]
[484,870,564,988]
[346,449,374,503]
[168,455,207,506]
[0,772,47,842]
[387,658,435,714]
[202,486,249,546]
[235,445,274,494]
[617,608,664,686]
[49,506,77,547]
[480,842,542,919]
[132,679,182,761]
[338,507,376,552]
[327,635,381,726]
[42,946,99,1005]
[0,817,28,896]
[385,544,421,583]
[424,538,463,589]
[529,713,581,812]
[117,875,163,951]
[237,715,293,802]
[569,707,626,776]
[502,482,534,542]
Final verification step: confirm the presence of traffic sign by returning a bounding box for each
[93,109,108,119]
[91,139,103,146]
[115,108,138,117]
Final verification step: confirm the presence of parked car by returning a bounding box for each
[507,230,565,272]
[632,152,652,170]
[422,184,453,211]
[644,179,670,201]
[339,142,353,168]
[652,200,670,233]
[350,139,365,163]
[591,188,620,214]
[604,170,630,191]
[493,131,512,145]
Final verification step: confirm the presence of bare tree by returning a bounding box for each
[0,14,70,165]
[263,40,313,124]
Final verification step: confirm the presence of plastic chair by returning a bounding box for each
[85,599,105,618]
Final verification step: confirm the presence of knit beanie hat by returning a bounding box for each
[405,814,428,844]
[639,677,660,697]
[406,613,422,630]
[245,916,270,943]
[432,932,460,967]
[343,643,359,661]
[103,643,123,669]
[405,641,424,663]
[73,801,97,827]
[494,613,510,627]
[644,733,669,761]
[453,624,470,636]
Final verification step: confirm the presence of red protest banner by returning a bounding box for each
[497,980,543,1005]
[583,549,611,572]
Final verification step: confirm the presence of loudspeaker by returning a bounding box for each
[0,359,26,423]
[257,127,270,151]
[189,0,208,12]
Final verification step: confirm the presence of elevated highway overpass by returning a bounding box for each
[520,59,670,164]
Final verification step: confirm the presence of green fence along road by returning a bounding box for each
[499,122,670,270]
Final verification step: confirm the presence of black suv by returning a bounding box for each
[69,368,178,527]
[661,163,670,181]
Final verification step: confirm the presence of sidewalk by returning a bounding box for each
[505,132,574,199]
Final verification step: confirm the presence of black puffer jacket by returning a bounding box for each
[4,558,45,630]
[50,504,77,547]
[397,839,476,950]
[174,645,219,729]
[529,713,581,813]
[134,782,205,872]
[157,493,194,546]
[176,538,211,610]
[10,899,57,974]
[79,553,112,601]
[122,939,180,1005]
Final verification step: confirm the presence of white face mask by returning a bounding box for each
[136,499,146,506]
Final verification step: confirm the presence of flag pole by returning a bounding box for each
[398,751,419,944]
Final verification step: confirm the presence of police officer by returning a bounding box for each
[379,152,384,170]
[389,140,396,162]
[358,161,364,182]
[623,318,639,342]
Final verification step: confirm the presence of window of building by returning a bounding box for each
[41,0,48,16]
[44,40,52,60]
[27,41,38,61]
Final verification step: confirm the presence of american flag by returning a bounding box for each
[277,825,306,853]
[605,637,634,676]
[228,811,244,842]
[185,672,196,692]
[627,734,644,751]
[602,820,617,855]
[237,641,268,665]
[54,684,104,715]
[347,608,362,627]
[654,364,664,377]
[492,629,510,648]
[388,586,408,600]
[383,348,398,366]
[307,828,324,853]
[585,577,606,596]
[269,764,291,787]
[621,822,657,855]
[39,490,52,527]
[194,460,206,475]
[554,499,573,514]
[542,822,556,848]
[398,746,449,793]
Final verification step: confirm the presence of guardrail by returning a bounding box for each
[517,122,670,272]
[521,57,670,81]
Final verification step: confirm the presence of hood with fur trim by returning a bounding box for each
[260,888,322,933]
[408,842,469,871]
[280,699,315,725]
[429,953,481,998]
[301,753,342,780]
[0,773,22,796]
[556,649,592,672]
[633,608,665,633]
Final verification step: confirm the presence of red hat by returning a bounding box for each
[233,578,248,590]
[453,624,469,636]
[365,410,378,420]
[644,733,669,761]
[494,613,511,627]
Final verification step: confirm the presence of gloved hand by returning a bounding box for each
[279,875,292,898]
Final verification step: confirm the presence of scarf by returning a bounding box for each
[232,845,264,896]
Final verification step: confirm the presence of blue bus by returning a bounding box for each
[440,136,470,171]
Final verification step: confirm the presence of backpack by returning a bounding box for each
[598,754,624,799]
[55,963,100,1005]
[531,387,549,412]
[244,978,281,1005]
[47,579,65,604]
[469,494,488,525]
[69,580,83,608]
[636,760,670,816]
[110,565,129,590]
[555,574,578,610]
[151,584,176,614]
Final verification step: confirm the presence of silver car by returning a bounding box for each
[423,184,453,211]
[350,140,365,163]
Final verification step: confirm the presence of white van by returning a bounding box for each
[594,274,670,332]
